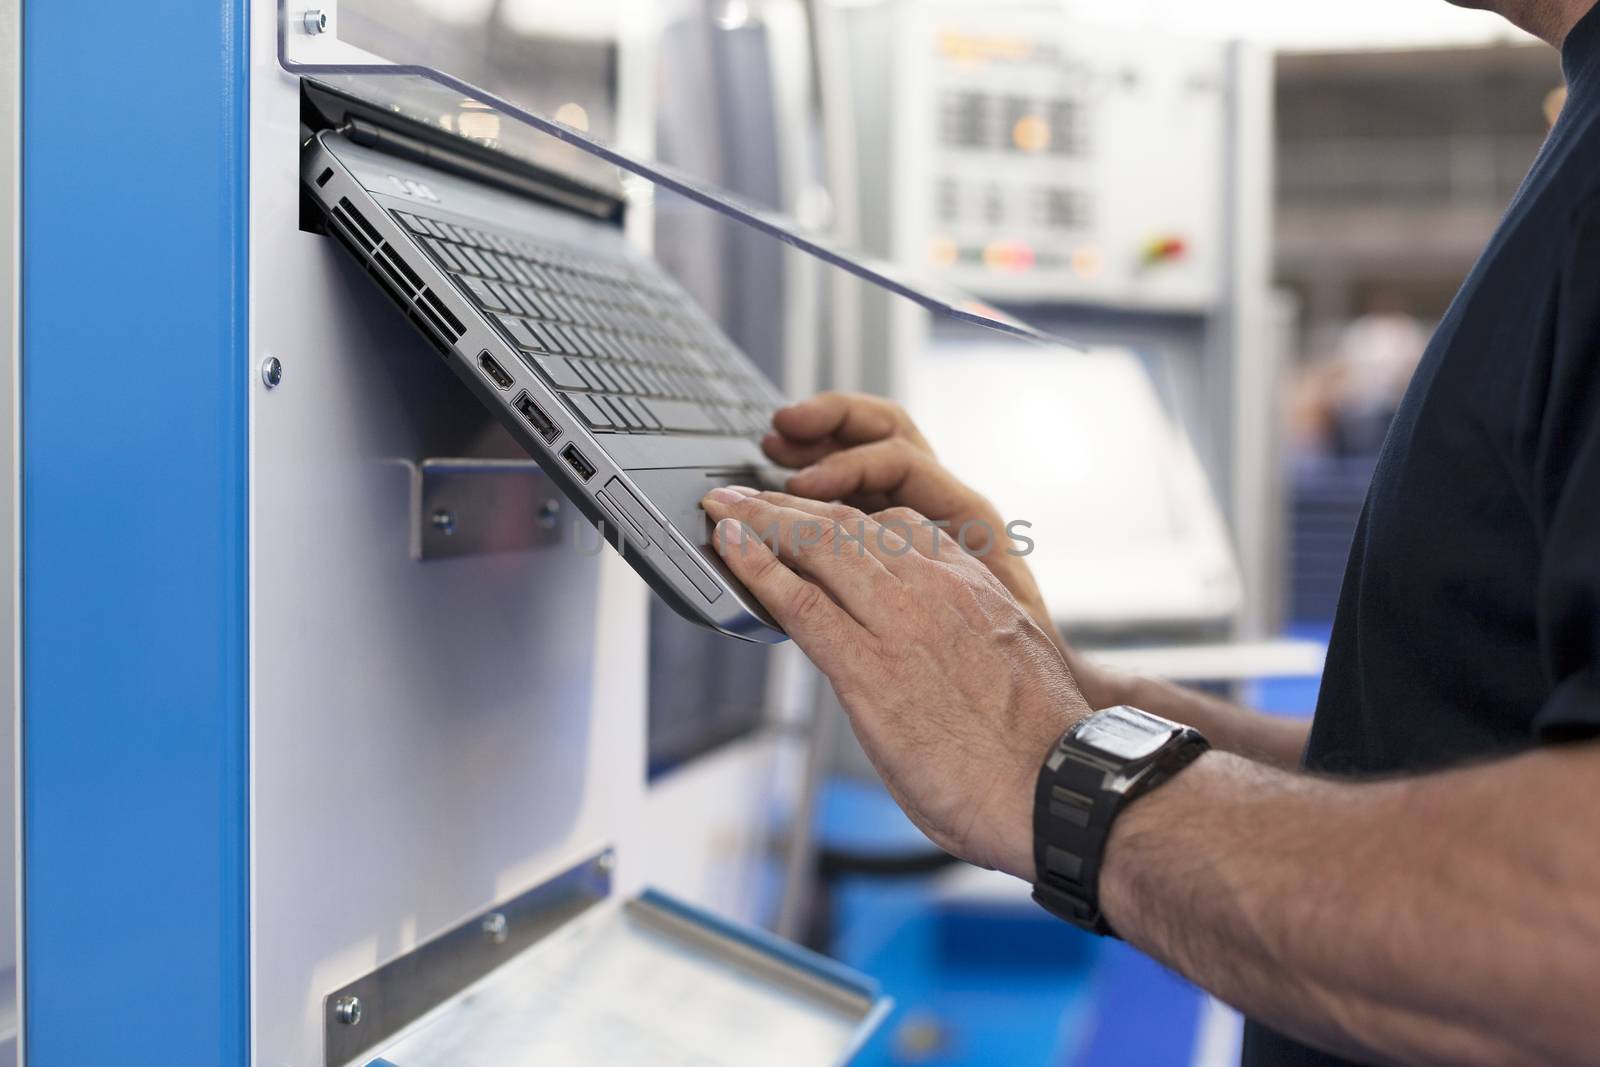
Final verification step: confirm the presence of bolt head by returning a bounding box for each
[304,9,328,34]
[333,995,362,1026]
[430,509,456,536]
[261,356,283,390]
[597,850,617,874]
[482,911,509,944]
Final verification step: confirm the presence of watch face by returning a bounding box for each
[1075,706,1174,762]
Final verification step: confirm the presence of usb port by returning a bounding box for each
[478,351,514,390]
[562,444,596,482]
[513,391,561,443]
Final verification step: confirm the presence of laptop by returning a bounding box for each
[300,82,790,642]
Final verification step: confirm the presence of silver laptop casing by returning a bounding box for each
[303,130,787,642]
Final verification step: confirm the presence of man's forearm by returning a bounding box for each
[1097,743,1600,1067]
[1117,672,1311,768]
[1021,592,1309,768]
[1021,595,1309,766]
[1069,650,1310,768]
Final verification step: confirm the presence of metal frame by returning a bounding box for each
[323,851,614,1067]
[20,0,251,1061]
[1220,42,1286,639]
[354,885,887,1067]
[411,460,566,562]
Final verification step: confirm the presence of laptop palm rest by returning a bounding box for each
[621,465,785,553]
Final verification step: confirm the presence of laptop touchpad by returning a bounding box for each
[622,466,786,549]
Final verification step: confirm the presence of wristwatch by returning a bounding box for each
[1032,705,1210,936]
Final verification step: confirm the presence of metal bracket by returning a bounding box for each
[322,849,614,1067]
[410,458,566,561]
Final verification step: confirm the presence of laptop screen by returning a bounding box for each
[333,0,625,197]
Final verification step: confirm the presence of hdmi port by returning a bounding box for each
[478,351,514,390]
[513,391,561,443]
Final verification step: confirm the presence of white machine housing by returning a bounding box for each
[253,2,835,1063]
[902,14,1233,310]
[817,0,1280,637]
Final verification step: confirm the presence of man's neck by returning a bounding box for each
[1500,0,1598,47]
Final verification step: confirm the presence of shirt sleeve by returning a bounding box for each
[1529,195,1600,742]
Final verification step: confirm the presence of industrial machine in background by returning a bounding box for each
[881,14,1232,313]
[815,0,1283,643]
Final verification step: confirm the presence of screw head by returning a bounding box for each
[261,356,283,390]
[333,995,362,1026]
[482,911,509,944]
[537,499,561,529]
[431,509,456,536]
[597,850,617,874]
[304,9,328,34]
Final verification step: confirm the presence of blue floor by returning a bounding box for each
[820,778,1097,1065]
[839,894,1101,1065]
[821,782,1202,1067]
[823,626,1330,1066]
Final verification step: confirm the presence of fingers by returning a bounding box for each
[713,490,981,584]
[733,489,925,575]
[871,506,961,563]
[769,393,928,449]
[706,516,861,664]
[760,432,841,471]
[702,487,901,627]
[786,437,987,525]
[762,393,932,473]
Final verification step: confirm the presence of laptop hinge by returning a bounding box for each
[344,116,618,221]
[301,78,622,223]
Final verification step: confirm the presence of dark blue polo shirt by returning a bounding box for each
[1244,5,1600,1063]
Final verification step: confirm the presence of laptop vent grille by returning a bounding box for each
[325,208,455,359]
[330,197,465,345]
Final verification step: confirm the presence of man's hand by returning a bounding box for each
[763,393,1044,612]
[701,486,1090,879]
[762,392,1129,708]
[764,392,1314,768]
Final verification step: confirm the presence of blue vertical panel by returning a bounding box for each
[22,0,249,1063]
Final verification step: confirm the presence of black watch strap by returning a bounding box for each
[1031,708,1209,937]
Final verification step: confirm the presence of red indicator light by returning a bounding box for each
[982,241,1036,273]
[1141,236,1189,267]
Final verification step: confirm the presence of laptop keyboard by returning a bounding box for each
[390,209,781,437]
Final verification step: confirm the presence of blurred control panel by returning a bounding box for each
[886,9,1233,310]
